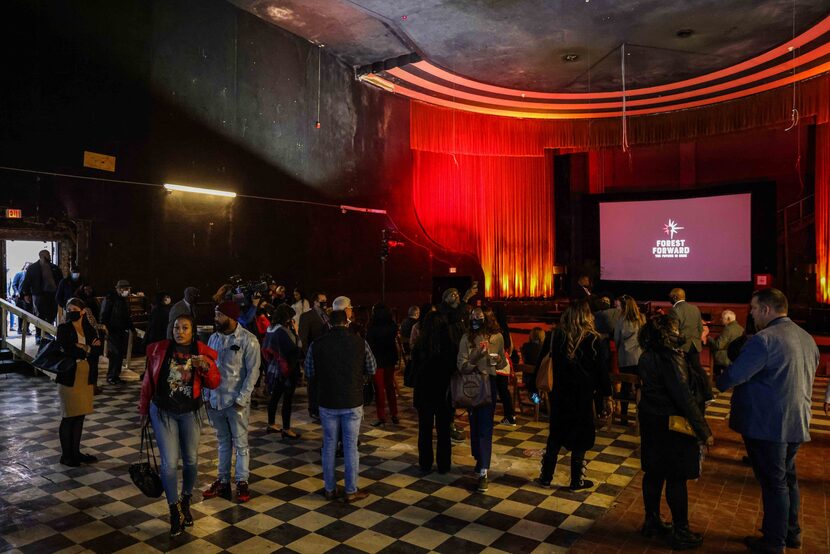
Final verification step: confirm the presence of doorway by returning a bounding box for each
[4,240,59,334]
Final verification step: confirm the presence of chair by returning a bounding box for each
[514,363,540,422]
[610,372,640,434]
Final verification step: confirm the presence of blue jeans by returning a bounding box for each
[208,404,250,483]
[744,437,802,548]
[468,376,497,471]
[149,403,201,504]
[320,406,363,494]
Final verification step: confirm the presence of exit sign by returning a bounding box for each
[5,209,22,219]
[448,267,457,274]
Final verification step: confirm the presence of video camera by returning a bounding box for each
[228,273,272,304]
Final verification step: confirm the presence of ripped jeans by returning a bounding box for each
[208,404,250,483]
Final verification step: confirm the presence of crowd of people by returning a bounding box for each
[10,254,824,552]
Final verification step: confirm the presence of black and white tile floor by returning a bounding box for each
[0,368,646,553]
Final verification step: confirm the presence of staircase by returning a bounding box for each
[0,347,28,373]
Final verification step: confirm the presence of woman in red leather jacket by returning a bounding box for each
[138,314,220,537]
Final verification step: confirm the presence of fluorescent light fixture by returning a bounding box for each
[163,183,236,198]
[340,204,387,215]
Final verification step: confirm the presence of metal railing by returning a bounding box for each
[0,298,57,362]
[0,297,144,368]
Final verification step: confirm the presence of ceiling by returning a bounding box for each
[230,0,830,91]
[228,1,830,117]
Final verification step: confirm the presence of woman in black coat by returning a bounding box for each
[637,315,712,550]
[411,311,455,474]
[144,291,172,346]
[537,301,613,491]
[56,298,103,466]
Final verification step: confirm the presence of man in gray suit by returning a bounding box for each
[717,289,819,554]
[668,288,712,405]
[167,287,199,339]
[708,309,744,377]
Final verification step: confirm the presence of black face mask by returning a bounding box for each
[67,311,82,322]
[471,319,483,331]
[318,302,328,310]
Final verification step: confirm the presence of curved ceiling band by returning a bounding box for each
[385,39,830,112]
[410,13,830,101]
[359,14,830,119]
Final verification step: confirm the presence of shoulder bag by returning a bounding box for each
[31,339,76,375]
[535,332,555,394]
[129,422,164,498]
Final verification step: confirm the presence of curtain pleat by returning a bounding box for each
[816,124,830,304]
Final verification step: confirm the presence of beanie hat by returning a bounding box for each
[216,301,240,321]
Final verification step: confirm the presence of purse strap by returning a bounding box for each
[140,420,160,470]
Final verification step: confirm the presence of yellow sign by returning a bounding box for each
[83,150,116,172]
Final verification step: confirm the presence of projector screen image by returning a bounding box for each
[600,193,752,282]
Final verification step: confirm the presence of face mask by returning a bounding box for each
[318,302,328,309]
[471,319,483,331]
[71,272,80,280]
[163,297,171,305]
[67,311,82,322]
[120,290,130,297]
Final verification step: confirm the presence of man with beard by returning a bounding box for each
[717,289,819,554]
[202,301,261,503]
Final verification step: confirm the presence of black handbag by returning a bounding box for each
[31,339,76,375]
[129,422,164,498]
[363,378,375,406]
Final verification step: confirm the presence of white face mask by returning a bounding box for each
[120,290,130,297]
[71,272,80,280]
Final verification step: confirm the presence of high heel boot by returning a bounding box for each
[169,501,185,537]
[180,493,194,527]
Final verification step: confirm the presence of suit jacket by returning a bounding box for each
[298,308,329,354]
[167,299,194,339]
[717,317,819,443]
[709,320,745,368]
[668,301,703,353]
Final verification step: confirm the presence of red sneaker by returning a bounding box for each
[236,481,251,503]
[202,479,231,500]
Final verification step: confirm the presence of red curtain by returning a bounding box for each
[413,151,554,297]
[817,124,830,304]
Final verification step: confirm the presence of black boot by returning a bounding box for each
[641,513,673,538]
[671,524,703,550]
[537,452,556,487]
[169,501,185,537]
[180,493,194,527]
[569,452,594,491]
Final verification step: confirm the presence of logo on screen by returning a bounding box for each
[653,218,690,259]
[663,219,684,239]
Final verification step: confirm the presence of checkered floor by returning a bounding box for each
[0,367,644,554]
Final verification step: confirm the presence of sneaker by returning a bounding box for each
[500,417,516,427]
[371,420,386,427]
[568,479,594,491]
[202,479,231,500]
[477,475,489,493]
[236,481,251,503]
[450,427,465,443]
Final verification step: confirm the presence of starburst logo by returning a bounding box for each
[663,219,684,239]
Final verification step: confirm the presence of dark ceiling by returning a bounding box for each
[228,0,830,92]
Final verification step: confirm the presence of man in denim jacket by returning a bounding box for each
[202,301,261,503]
[717,289,819,554]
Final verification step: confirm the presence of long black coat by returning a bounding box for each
[55,319,102,386]
[411,335,455,410]
[548,330,612,452]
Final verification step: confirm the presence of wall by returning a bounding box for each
[0,0,427,309]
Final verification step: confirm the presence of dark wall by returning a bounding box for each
[0,0,428,308]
